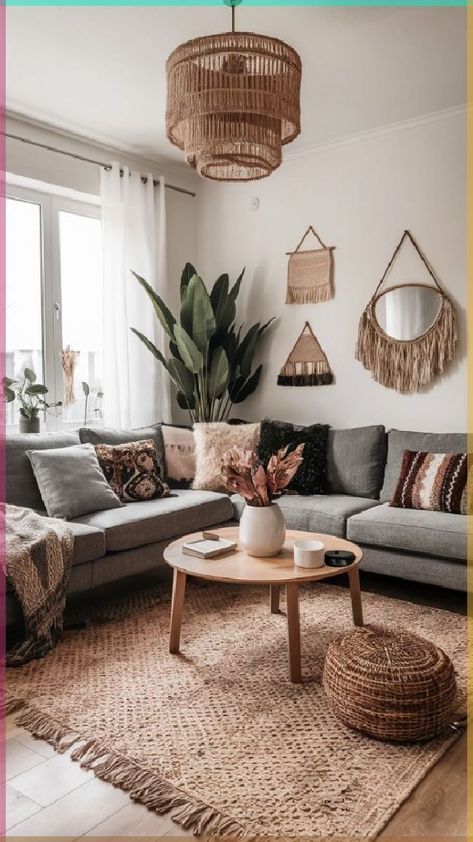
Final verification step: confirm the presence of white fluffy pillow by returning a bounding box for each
[193,422,260,492]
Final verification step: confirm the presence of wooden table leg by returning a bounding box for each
[169,570,187,654]
[348,566,364,627]
[286,583,302,683]
[270,584,280,614]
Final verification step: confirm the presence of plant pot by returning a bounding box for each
[239,502,286,558]
[19,416,40,434]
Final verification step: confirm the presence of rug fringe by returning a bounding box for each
[6,699,80,752]
[5,697,246,837]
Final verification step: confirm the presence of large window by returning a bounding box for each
[6,186,103,430]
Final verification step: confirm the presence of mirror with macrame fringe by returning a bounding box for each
[355,230,457,393]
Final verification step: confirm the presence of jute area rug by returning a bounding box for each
[7,580,466,838]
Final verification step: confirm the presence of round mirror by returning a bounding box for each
[374,285,443,341]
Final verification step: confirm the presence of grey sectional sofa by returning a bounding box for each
[5,424,467,628]
[6,430,233,628]
[231,427,467,592]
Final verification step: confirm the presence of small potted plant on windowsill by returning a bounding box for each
[2,368,62,433]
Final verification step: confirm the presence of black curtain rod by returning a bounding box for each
[4,132,196,197]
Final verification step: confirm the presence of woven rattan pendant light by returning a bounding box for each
[166,0,301,182]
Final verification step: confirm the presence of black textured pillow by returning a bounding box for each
[257,419,330,495]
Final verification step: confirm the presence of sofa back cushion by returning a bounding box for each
[327,425,387,499]
[380,429,467,503]
[79,424,165,475]
[7,431,81,510]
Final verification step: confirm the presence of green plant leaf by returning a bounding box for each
[24,368,36,383]
[210,274,235,330]
[4,387,15,402]
[2,376,17,387]
[210,274,228,312]
[176,390,195,411]
[130,328,168,369]
[25,384,48,395]
[181,262,197,293]
[236,322,260,379]
[173,324,203,373]
[229,364,262,404]
[208,347,230,401]
[258,316,276,336]
[82,381,90,397]
[131,271,176,338]
[229,267,245,302]
[180,274,215,350]
[168,357,195,399]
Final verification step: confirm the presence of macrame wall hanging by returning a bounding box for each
[278,321,333,386]
[61,345,80,406]
[356,230,457,393]
[286,225,335,304]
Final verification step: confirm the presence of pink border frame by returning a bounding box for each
[1,0,6,836]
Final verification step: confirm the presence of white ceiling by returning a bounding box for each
[6,6,466,165]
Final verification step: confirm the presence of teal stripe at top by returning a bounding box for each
[5,0,470,7]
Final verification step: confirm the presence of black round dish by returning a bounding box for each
[324,550,356,568]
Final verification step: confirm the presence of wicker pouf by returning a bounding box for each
[323,625,457,742]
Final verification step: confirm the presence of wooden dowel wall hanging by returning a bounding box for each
[278,322,333,386]
[286,225,335,304]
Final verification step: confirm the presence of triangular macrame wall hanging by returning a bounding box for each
[286,225,335,304]
[356,229,457,393]
[278,322,333,386]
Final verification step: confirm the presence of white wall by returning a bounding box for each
[196,110,466,433]
[6,114,198,318]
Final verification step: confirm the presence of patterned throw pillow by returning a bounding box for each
[257,418,330,495]
[95,439,170,503]
[161,424,196,489]
[391,450,469,515]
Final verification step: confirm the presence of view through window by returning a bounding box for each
[6,197,44,425]
[59,210,103,426]
[5,188,103,430]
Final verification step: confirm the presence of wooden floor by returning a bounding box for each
[6,571,467,839]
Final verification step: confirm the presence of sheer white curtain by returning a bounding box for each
[100,162,170,427]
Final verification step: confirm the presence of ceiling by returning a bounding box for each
[6,6,466,166]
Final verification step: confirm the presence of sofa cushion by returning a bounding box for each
[231,494,379,538]
[27,443,123,519]
[327,425,386,499]
[68,521,106,565]
[79,424,165,476]
[6,431,81,510]
[74,489,234,552]
[257,419,330,495]
[380,429,466,503]
[162,424,195,489]
[347,502,467,561]
[6,519,105,595]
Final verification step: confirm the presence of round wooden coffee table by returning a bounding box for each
[164,526,363,684]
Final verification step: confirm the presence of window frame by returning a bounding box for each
[6,183,102,432]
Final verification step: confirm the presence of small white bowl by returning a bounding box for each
[293,539,325,568]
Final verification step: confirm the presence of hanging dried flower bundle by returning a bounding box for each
[221,444,304,507]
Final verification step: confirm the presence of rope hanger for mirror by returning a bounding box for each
[371,229,445,301]
[356,229,457,394]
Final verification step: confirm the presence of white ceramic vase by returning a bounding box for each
[239,503,286,557]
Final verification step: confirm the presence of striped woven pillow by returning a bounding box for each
[391,450,469,515]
